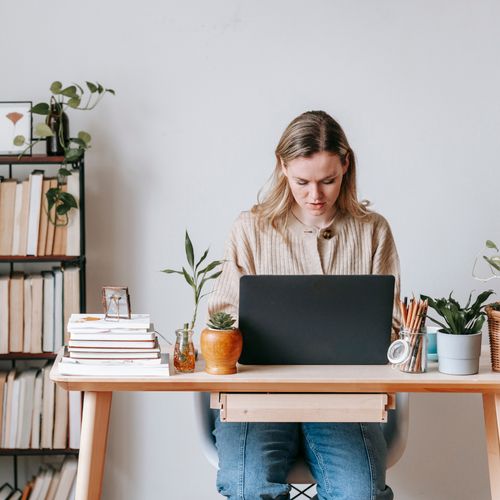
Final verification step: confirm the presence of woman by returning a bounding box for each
[206,110,401,500]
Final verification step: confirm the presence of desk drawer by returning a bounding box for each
[211,393,395,423]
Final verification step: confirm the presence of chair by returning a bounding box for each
[193,392,409,486]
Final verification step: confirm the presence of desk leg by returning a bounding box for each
[75,392,113,500]
[483,394,500,499]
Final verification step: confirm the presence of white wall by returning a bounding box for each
[1,1,500,498]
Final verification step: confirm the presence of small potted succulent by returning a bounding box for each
[420,290,495,375]
[473,240,500,371]
[201,311,242,375]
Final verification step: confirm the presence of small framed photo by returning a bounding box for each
[0,102,33,156]
[102,286,131,321]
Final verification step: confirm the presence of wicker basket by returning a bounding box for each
[486,303,500,372]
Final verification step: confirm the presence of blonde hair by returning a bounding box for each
[252,110,371,237]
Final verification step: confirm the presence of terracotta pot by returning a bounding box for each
[200,328,243,375]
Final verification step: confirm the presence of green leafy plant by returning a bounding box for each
[207,311,236,331]
[472,240,500,310]
[420,290,495,335]
[161,231,226,330]
[14,81,115,225]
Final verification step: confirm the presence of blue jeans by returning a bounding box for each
[214,414,393,500]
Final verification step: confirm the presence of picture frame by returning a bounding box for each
[0,101,33,156]
[102,286,131,320]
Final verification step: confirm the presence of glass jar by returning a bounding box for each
[174,325,195,374]
[387,327,428,373]
[46,103,69,156]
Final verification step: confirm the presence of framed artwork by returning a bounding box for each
[0,101,33,156]
[102,286,132,320]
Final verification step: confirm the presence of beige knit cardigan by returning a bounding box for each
[206,209,402,342]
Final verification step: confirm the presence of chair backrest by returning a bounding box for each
[193,392,409,484]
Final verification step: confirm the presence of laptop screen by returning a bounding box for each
[238,275,395,365]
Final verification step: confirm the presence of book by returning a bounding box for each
[67,339,156,348]
[37,467,54,500]
[8,372,21,448]
[0,370,8,446]
[68,327,154,340]
[16,368,38,449]
[5,490,22,500]
[0,484,13,500]
[18,179,30,257]
[42,271,55,352]
[30,274,44,354]
[28,469,46,500]
[68,313,150,330]
[53,268,63,353]
[2,369,17,448]
[9,272,24,353]
[41,361,55,450]
[52,457,77,500]
[68,391,81,449]
[0,276,9,354]
[23,276,31,353]
[59,352,170,376]
[52,185,67,256]
[45,179,58,256]
[65,170,80,256]
[20,482,33,500]
[63,268,80,345]
[44,470,60,500]
[37,178,52,257]
[26,170,44,256]
[65,356,162,364]
[11,182,23,256]
[68,348,160,358]
[0,179,17,255]
[52,384,67,449]
[31,369,43,449]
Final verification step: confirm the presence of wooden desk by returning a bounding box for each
[51,345,500,500]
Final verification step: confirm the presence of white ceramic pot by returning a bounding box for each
[437,331,482,375]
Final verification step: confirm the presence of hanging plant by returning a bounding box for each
[13,81,115,225]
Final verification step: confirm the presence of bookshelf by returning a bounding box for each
[0,153,85,490]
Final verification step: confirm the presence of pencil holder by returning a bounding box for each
[387,327,427,373]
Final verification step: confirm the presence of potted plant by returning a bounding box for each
[201,312,242,375]
[14,81,114,226]
[161,231,225,373]
[420,290,495,375]
[473,239,500,371]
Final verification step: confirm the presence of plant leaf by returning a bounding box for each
[97,83,104,94]
[61,86,78,98]
[50,81,63,94]
[485,256,500,272]
[73,82,84,94]
[198,260,224,277]
[160,269,183,275]
[70,138,87,148]
[58,168,72,177]
[182,267,195,288]
[106,89,115,96]
[185,231,195,270]
[195,248,209,272]
[65,148,84,162]
[486,240,499,251]
[30,103,50,115]
[13,135,25,146]
[56,204,71,216]
[58,192,78,208]
[67,98,81,109]
[34,123,54,137]
[78,131,91,144]
[86,82,98,93]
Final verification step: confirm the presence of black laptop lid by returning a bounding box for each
[238,275,395,365]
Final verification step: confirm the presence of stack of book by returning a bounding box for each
[0,268,80,354]
[0,170,80,257]
[59,314,170,376]
[0,363,81,451]
[0,455,78,500]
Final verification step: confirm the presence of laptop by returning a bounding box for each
[238,275,395,365]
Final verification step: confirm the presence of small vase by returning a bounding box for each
[200,328,243,375]
[437,331,482,375]
[174,327,195,374]
[46,104,69,156]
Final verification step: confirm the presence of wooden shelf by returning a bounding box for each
[0,255,81,263]
[0,353,57,360]
[0,448,79,456]
[0,154,65,165]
